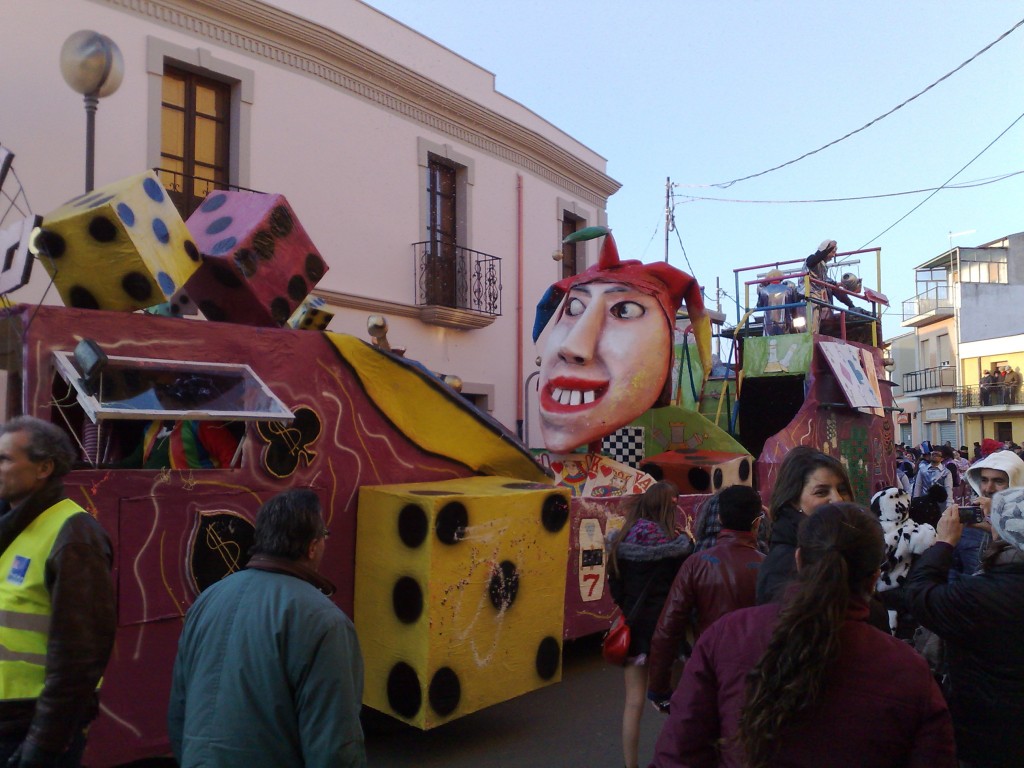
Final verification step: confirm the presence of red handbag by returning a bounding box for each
[602,573,656,666]
[602,613,631,666]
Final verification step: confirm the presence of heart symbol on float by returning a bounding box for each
[601,465,613,477]
[550,462,564,474]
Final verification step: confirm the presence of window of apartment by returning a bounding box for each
[914,267,947,299]
[561,212,584,280]
[936,334,950,367]
[959,253,1008,285]
[145,38,253,219]
[995,422,1013,443]
[424,156,459,307]
[160,66,231,218]
[416,139,475,311]
[920,338,932,369]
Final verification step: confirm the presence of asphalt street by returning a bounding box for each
[364,633,666,767]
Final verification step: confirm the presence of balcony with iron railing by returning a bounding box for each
[902,286,954,327]
[413,241,502,329]
[954,384,1023,409]
[902,365,956,394]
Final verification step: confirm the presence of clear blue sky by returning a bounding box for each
[364,0,1024,340]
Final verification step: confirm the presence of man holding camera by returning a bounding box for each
[953,450,1024,578]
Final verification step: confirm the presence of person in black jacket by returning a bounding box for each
[906,488,1024,768]
[756,446,852,604]
[606,482,692,768]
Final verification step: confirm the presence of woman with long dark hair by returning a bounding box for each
[606,481,692,768]
[756,446,852,603]
[651,503,954,768]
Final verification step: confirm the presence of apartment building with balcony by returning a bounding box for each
[0,0,619,445]
[895,232,1024,449]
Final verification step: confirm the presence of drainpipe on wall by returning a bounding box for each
[515,174,525,441]
[954,247,965,447]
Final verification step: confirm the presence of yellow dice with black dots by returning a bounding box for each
[287,296,333,331]
[355,476,570,729]
[37,171,200,312]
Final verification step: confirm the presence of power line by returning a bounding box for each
[672,221,696,277]
[676,169,1024,204]
[681,16,1024,190]
[859,108,1024,248]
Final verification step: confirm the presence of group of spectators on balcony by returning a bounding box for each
[980,365,1021,406]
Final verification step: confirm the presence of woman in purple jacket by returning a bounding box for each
[651,503,954,768]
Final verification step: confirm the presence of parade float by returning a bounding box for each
[0,151,894,763]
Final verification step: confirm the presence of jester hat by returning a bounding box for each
[533,226,712,394]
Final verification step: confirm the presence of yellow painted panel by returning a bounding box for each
[328,334,550,483]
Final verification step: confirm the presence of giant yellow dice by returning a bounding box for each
[38,171,200,312]
[355,476,570,729]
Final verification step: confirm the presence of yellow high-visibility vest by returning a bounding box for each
[0,498,84,700]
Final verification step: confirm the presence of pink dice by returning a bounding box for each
[183,191,328,327]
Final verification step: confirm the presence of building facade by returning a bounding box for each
[895,232,1024,450]
[0,0,619,446]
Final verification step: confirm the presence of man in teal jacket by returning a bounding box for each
[168,489,366,767]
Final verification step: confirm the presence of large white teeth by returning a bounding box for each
[551,387,597,406]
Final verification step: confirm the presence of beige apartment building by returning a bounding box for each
[892,232,1024,450]
[0,0,619,446]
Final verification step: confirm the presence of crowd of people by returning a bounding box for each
[4,407,1023,768]
[606,440,1024,768]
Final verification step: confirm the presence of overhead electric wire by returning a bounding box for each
[684,16,1024,190]
[673,220,696,277]
[677,169,1024,204]
[859,107,1024,248]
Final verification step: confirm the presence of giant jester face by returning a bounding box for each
[538,281,669,452]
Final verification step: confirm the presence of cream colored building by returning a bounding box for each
[0,0,619,446]
[895,232,1024,450]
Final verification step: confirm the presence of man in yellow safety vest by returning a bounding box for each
[0,417,115,768]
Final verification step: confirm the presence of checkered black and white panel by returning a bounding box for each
[601,427,645,467]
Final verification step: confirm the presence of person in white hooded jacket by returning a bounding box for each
[965,449,1024,514]
[955,450,1024,577]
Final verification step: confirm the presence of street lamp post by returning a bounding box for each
[59,30,124,193]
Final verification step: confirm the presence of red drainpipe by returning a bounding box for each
[516,174,525,441]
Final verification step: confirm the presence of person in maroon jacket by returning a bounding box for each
[646,485,765,711]
[650,503,954,768]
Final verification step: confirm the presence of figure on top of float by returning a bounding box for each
[532,226,711,453]
[756,268,801,336]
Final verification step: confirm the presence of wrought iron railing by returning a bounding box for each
[955,385,1022,408]
[902,365,955,393]
[902,286,953,321]
[413,241,501,317]
[154,168,262,218]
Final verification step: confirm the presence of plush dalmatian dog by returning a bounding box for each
[870,486,938,593]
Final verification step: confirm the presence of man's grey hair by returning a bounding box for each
[0,416,76,479]
[251,489,324,561]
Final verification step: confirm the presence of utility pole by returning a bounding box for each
[664,176,671,263]
[716,277,722,359]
